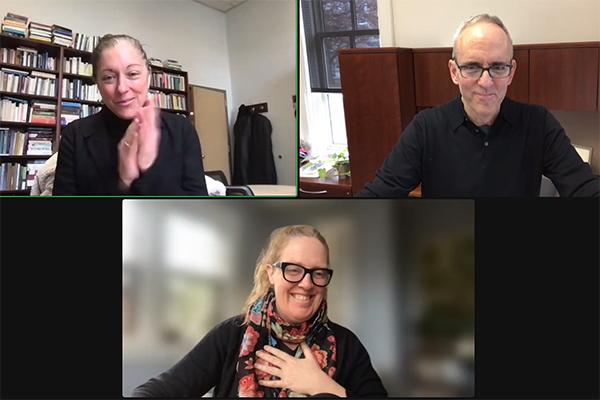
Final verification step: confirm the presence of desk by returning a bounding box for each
[299,176,352,197]
[300,176,422,198]
[247,184,296,196]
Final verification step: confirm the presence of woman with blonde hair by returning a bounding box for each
[133,225,387,397]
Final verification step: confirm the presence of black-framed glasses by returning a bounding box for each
[272,262,333,287]
[453,58,513,79]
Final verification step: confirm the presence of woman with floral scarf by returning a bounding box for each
[132,225,387,398]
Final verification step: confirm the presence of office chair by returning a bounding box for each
[225,185,254,196]
[204,170,254,196]
[204,170,229,185]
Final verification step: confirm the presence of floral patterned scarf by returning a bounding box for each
[236,289,337,397]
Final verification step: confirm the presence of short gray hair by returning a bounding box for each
[452,14,513,59]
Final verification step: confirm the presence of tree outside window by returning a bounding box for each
[302,0,380,92]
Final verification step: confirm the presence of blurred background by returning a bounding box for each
[122,199,474,397]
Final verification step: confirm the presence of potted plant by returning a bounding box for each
[331,148,350,177]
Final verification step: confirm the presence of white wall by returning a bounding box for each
[226,0,296,185]
[378,0,600,47]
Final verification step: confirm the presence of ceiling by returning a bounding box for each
[194,0,248,12]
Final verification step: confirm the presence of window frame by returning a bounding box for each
[302,0,379,92]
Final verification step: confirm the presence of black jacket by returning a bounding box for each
[359,96,600,197]
[132,315,388,398]
[53,107,208,195]
[232,105,277,185]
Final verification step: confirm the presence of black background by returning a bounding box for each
[1,198,598,399]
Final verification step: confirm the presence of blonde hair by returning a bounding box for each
[452,14,513,59]
[242,225,330,324]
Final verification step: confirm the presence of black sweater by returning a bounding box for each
[132,315,388,398]
[53,107,207,195]
[359,96,599,197]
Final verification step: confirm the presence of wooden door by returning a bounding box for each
[190,85,231,182]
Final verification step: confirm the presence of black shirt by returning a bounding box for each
[358,96,600,197]
[131,315,388,398]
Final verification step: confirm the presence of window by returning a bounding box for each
[302,0,380,92]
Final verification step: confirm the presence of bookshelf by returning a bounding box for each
[0,32,192,194]
[0,33,60,193]
[149,64,190,116]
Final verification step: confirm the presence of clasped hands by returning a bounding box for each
[118,95,160,189]
[254,342,346,397]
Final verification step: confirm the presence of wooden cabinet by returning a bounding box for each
[329,42,598,198]
[413,48,458,108]
[506,48,529,103]
[339,48,416,195]
[529,43,599,111]
[299,176,352,198]
[411,43,600,111]
[413,47,530,108]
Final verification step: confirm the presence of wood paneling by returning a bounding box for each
[339,48,416,194]
[414,49,459,107]
[506,48,529,103]
[530,46,599,111]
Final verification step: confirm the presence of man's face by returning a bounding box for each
[449,22,516,126]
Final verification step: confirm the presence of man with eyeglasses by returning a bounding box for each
[358,14,599,197]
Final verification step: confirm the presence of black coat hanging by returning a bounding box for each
[232,104,277,185]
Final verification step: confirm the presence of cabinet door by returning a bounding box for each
[414,50,459,107]
[339,48,415,194]
[529,47,599,111]
[506,49,529,103]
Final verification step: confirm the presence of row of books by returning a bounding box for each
[0,46,57,71]
[63,57,93,76]
[0,67,56,97]
[1,13,27,38]
[151,72,185,91]
[0,160,46,191]
[150,91,187,111]
[28,21,52,43]
[0,127,53,155]
[60,102,101,126]
[30,101,56,124]
[162,59,182,70]
[0,128,26,155]
[72,33,101,53]
[148,57,183,71]
[61,79,100,102]
[1,13,100,51]
[1,13,73,47]
[0,97,56,124]
[52,25,73,47]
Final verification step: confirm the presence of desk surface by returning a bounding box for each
[247,184,296,196]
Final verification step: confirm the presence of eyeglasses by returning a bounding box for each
[453,58,513,79]
[272,262,333,287]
